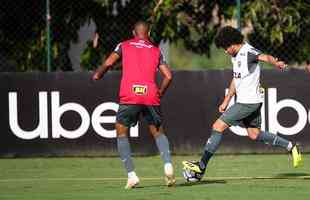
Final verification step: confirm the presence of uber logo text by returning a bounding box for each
[8,91,139,140]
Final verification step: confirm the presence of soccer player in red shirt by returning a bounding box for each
[93,21,175,189]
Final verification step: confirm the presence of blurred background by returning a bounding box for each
[0,0,309,72]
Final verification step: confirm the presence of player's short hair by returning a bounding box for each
[215,26,244,49]
[134,21,150,32]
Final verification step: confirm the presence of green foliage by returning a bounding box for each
[243,0,310,63]
[0,0,46,71]
[151,0,225,56]
[80,41,103,70]
[1,0,309,71]
[80,0,153,70]
[49,0,101,71]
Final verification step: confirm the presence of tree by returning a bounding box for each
[150,0,236,57]
[0,0,46,71]
[81,0,154,70]
[1,0,309,72]
[243,0,310,63]
[150,0,310,64]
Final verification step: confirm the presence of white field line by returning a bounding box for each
[0,176,309,182]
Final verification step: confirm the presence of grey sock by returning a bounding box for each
[199,130,223,170]
[257,131,290,149]
[205,130,223,153]
[155,133,171,164]
[117,137,134,173]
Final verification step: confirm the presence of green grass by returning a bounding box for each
[0,155,309,200]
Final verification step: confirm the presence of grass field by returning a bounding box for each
[0,154,309,200]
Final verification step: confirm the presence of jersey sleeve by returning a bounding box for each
[247,47,262,63]
[247,47,262,73]
[113,43,122,56]
[159,50,167,65]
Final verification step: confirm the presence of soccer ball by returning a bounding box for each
[182,168,203,182]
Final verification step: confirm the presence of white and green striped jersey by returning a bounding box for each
[231,42,264,104]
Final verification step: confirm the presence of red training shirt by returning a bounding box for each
[114,37,166,105]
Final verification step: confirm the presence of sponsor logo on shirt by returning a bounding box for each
[130,42,153,49]
[132,85,148,95]
[233,72,241,78]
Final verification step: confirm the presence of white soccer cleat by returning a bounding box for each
[124,175,140,189]
[164,163,176,187]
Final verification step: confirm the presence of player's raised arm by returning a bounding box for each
[158,64,172,98]
[219,79,235,113]
[257,54,287,70]
[92,52,120,80]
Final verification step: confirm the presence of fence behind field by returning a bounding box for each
[1,1,309,72]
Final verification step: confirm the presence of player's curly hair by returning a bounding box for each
[215,26,244,49]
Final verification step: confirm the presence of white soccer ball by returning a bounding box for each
[182,168,203,182]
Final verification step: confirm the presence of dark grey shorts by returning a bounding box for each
[116,104,162,128]
[220,103,262,128]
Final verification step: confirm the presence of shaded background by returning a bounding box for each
[0,0,309,72]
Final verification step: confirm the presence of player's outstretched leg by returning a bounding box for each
[183,130,223,178]
[255,131,303,168]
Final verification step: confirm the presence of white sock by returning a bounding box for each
[287,142,293,151]
[128,171,137,179]
[164,163,173,176]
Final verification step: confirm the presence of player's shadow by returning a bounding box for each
[132,180,226,189]
[274,173,310,179]
[133,185,163,189]
[178,179,226,187]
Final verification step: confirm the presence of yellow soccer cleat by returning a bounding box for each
[291,144,303,168]
[182,160,203,173]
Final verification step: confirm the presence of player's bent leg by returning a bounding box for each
[116,123,140,189]
[250,128,303,168]
[212,118,230,132]
[246,127,260,140]
[252,128,292,150]
[149,125,176,186]
[253,128,293,150]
